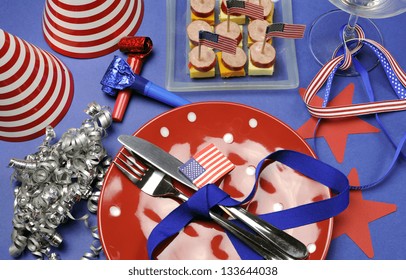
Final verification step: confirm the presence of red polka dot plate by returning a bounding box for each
[98,102,333,260]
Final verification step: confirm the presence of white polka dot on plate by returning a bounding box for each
[187,112,197,122]
[249,118,258,128]
[223,133,234,144]
[246,166,256,176]
[307,243,317,254]
[109,206,121,217]
[160,127,170,138]
[273,203,284,212]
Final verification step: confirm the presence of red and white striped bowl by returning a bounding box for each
[0,29,74,142]
[42,0,144,58]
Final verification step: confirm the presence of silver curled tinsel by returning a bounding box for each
[8,102,112,260]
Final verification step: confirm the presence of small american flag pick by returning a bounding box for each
[179,144,235,188]
[199,30,237,55]
[226,0,264,20]
[265,23,306,40]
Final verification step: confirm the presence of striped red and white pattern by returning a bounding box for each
[42,0,144,58]
[303,36,406,119]
[227,0,264,20]
[0,29,74,142]
[265,23,306,40]
[332,25,365,71]
[199,31,237,55]
[179,143,235,188]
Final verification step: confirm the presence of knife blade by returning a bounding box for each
[118,134,309,259]
[118,134,198,191]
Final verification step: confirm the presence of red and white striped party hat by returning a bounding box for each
[0,29,74,142]
[42,0,144,59]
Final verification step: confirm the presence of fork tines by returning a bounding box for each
[113,151,149,183]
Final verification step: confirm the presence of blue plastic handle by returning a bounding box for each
[129,74,191,107]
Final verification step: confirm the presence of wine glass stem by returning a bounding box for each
[344,14,359,40]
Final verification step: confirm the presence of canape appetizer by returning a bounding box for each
[217,47,247,78]
[218,0,246,24]
[189,45,217,78]
[247,19,272,47]
[187,20,213,48]
[215,20,243,47]
[248,0,274,23]
[248,41,275,76]
[190,0,216,25]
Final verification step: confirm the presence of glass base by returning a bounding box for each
[308,9,384,76]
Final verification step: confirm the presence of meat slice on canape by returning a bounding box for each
[248,41,275,76]
[217,47,247,78]
[189,45,217,78]
[190,0,216,25]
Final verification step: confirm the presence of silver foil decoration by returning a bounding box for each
[8,102,112,260]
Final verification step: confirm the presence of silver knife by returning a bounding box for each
[118,135,309,259]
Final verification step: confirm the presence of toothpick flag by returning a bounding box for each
[265,23,306,40]
[199,31,237,55]
[226,0,264,20]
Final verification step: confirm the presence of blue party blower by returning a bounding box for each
[101,56,191,108]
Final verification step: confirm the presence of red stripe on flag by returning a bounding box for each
[200,35,237,55]
[228,2,264,20]
[192,144,235,188]
[266,23,306,40]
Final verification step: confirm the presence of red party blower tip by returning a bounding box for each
[112,36,153,122]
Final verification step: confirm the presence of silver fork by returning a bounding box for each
[113,151,289,260]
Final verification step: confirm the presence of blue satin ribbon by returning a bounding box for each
[317,25,406,190]
[147,150,350,259]
[351,55,406,189]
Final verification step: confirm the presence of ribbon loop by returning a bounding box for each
[186,184,230,220]
[335,24,366,71]
[147,184,237,259]
[304,24,406,190]
[304,27,406,119]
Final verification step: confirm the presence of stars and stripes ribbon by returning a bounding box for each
[179,143,235,188]
[303,24,406,190]
[199,30,237,55]
[330,25,365,72]
[226,0,264,20]
[265,23,306,40]
[303,26,406,119]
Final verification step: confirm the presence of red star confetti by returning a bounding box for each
[297,84,380,163]
[332,168,397,258]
